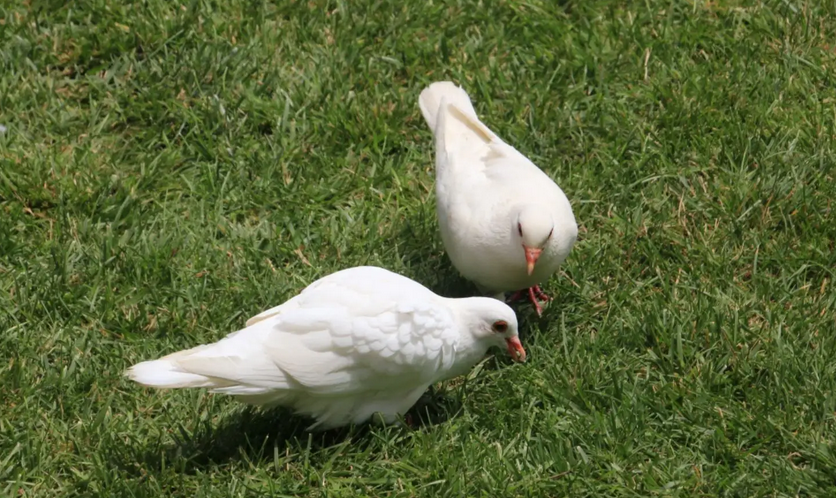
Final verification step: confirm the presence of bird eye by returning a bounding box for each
[548,228,554,238]
[492,320,508,333]
[517,223,523,236]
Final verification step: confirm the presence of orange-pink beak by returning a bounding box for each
[524,246,542,275]
[505,337,527,362]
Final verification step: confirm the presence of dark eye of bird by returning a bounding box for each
[548,228,554,238]
[493,320,508,333]
[517,223,523,236]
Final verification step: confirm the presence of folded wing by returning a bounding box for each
[126,267,459,400]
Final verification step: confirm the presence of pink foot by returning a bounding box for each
[507,286,551,316]
[531,286,552,303]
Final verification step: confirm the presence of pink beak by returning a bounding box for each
[524,246,542,276]
[505,337,527,362]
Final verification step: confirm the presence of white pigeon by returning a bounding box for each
[419,81,578,315]
[125,266,526,430]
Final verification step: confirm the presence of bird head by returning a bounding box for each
[464,298,526,362]
[514,206,555,275]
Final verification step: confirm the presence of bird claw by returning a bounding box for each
[507,286,551,316]
[531,286,552,303]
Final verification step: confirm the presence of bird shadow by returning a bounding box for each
[111,389,462,477]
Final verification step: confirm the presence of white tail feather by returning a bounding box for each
[125,332,284,394]
[418,81,498,175]
[125,357,222,389]
[418,81,478,133]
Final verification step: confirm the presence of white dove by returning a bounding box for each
[125,266,526,430]
[418,81,578,316]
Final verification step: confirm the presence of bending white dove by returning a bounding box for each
[419,81,578,316]
[126,266,526,430]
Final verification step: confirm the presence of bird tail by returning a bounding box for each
[125,346,230,389]
[418,81,478,133]
[418,81,496,161]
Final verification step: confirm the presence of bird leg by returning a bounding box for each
[507,286,551,316]
[531,285,552,303]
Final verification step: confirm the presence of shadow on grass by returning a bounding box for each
[113,389,462,476]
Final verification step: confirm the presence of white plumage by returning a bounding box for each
[126,266,525,430]
[419,81,578,315]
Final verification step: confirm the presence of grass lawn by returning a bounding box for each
[2,0,836,495]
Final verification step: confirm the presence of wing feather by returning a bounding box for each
[168,267,461,398]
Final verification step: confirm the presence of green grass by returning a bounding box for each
[2,0,836,495]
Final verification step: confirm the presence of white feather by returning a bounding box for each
[126,266,522,430]
[419,81,578,295]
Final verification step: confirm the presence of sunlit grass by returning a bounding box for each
[2,0,836,495]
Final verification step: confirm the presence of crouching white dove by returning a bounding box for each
[126,266,526,430]
[419,81,578,315]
